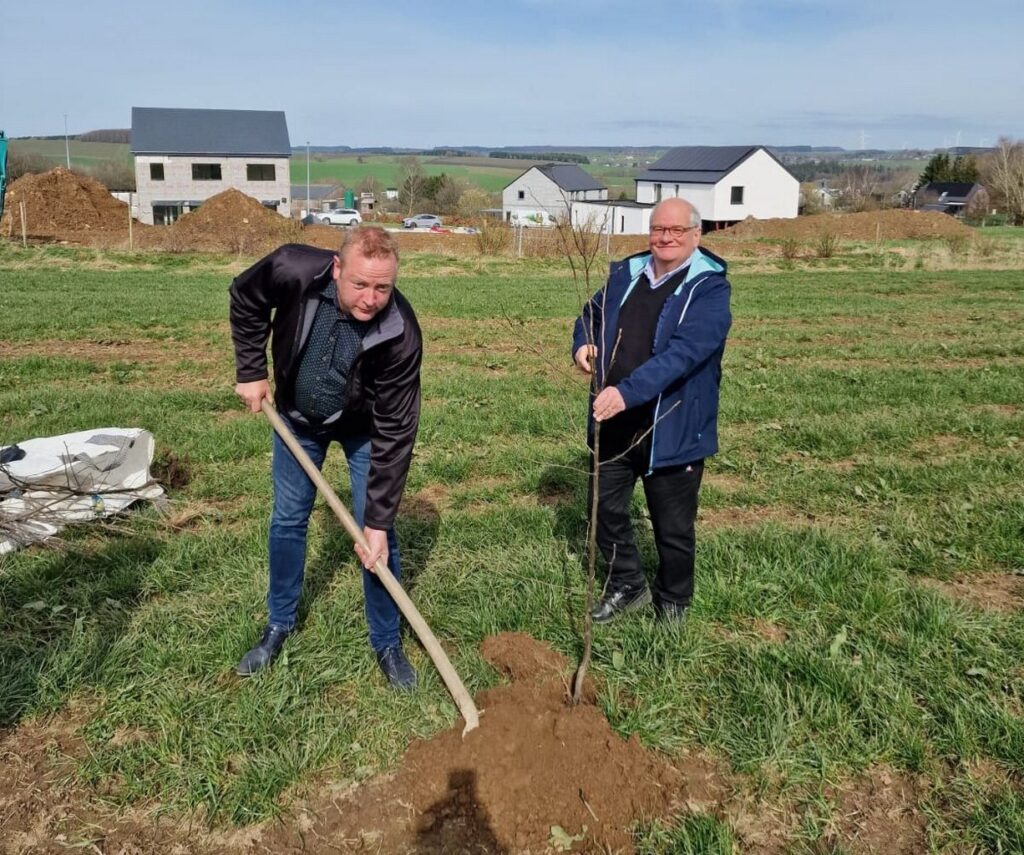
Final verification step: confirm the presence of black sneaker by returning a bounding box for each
[236,623,290,676]
[375,645,418,692]
[591,585,653,624]
[654,598,689,628]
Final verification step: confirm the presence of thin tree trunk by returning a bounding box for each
[572,418,600,704]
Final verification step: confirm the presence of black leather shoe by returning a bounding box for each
[236,624,290,676]
[376,645,418,691]
[654,599,689,628]
[591,585,653,624]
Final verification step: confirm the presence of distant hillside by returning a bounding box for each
[79,129,131,144]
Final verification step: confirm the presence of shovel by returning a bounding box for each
[262,399,480,735]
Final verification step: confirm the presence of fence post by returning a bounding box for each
[128,193,134,251]
[19,201,27,248]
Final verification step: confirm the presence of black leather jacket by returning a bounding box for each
[229,243,422,528]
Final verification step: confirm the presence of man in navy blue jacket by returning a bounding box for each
[572,198,731,625]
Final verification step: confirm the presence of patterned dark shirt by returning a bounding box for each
[293,283,371,421]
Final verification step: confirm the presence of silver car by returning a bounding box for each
[402,214,442,229]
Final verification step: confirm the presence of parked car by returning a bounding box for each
[403,213,442,229]
[319,208,362,226]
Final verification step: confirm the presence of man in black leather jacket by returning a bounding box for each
[228,227,422,689]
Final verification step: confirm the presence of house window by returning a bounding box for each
[192,163,222,181]
[654,183,662,202]
[152,204,182,226]
[247,164,275,181]
[731,186,744,204]
[518,190,525,200]
[150,163,164,181]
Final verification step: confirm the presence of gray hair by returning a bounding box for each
[652,197,702,229]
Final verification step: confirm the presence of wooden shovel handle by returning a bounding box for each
[262,399,479,735]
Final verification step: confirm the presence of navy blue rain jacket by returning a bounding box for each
[572,247,731,472]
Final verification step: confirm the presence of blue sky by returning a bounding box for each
[2,1,1021,149]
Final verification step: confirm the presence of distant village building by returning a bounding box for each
[915,182,988,218]
[131,107,292,225]
[508,146,800,236]
[291,184,343,216]
[501,163,607,225]
[634,146,798,228]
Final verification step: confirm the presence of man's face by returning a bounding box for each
[332,248,397,321]
[648,201,701,271]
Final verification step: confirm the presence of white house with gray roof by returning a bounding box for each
[542,146,799,237]
[636,145,798,227]
[501,163,607,224]
[131,107,292,225]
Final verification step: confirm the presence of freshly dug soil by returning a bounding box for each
[0,632,932,853]
[261,632,682,854]
[0,167,133,238]
[147,188,303,254]
[722,208,973,241]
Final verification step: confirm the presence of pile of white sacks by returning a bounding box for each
[0,428,165,555]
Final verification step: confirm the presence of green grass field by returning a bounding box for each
[292,152,642,197]
[5,139,645,201]
[1,240,1023,850]
[8,139,132,171]
[290,153,524,194]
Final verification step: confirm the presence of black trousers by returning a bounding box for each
[591,439,704,607]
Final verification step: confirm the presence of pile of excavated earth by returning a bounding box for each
[0,167,131,238]
[149,188,303,254]
[721,208,973,241]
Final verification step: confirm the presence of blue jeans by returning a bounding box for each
[267,417,401,651]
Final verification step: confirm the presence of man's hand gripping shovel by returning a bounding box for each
[262,399,480,736]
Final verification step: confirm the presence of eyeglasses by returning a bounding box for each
[650,225,698,239]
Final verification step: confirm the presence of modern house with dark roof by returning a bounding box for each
[131,107,292,225]
[501,163,607,224]
[914,181,988,218]
[558,145,800,236]
[635,145,798,227]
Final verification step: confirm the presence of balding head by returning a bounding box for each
[651,197,701,228]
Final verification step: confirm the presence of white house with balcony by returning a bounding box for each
[501,163,607,224]
[131,107,292,225]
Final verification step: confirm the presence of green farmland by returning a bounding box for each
[291,152,643,197]
[8,138,131,171]
[1,238,1023,851]
[8,139,642,197]
[290,153,524,193]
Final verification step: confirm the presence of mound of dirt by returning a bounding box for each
[0,167,131,238]
[722,209,973,241]
[262,632,682,853]
[151,188,302,254]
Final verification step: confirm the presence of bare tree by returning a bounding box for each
[357,175,384,199]
[551,205,613,705]
[983,137,1024,225]
[435,175,469,216]
[397,156,427,216]
[836,165,885,211]
[457,187,494,220]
